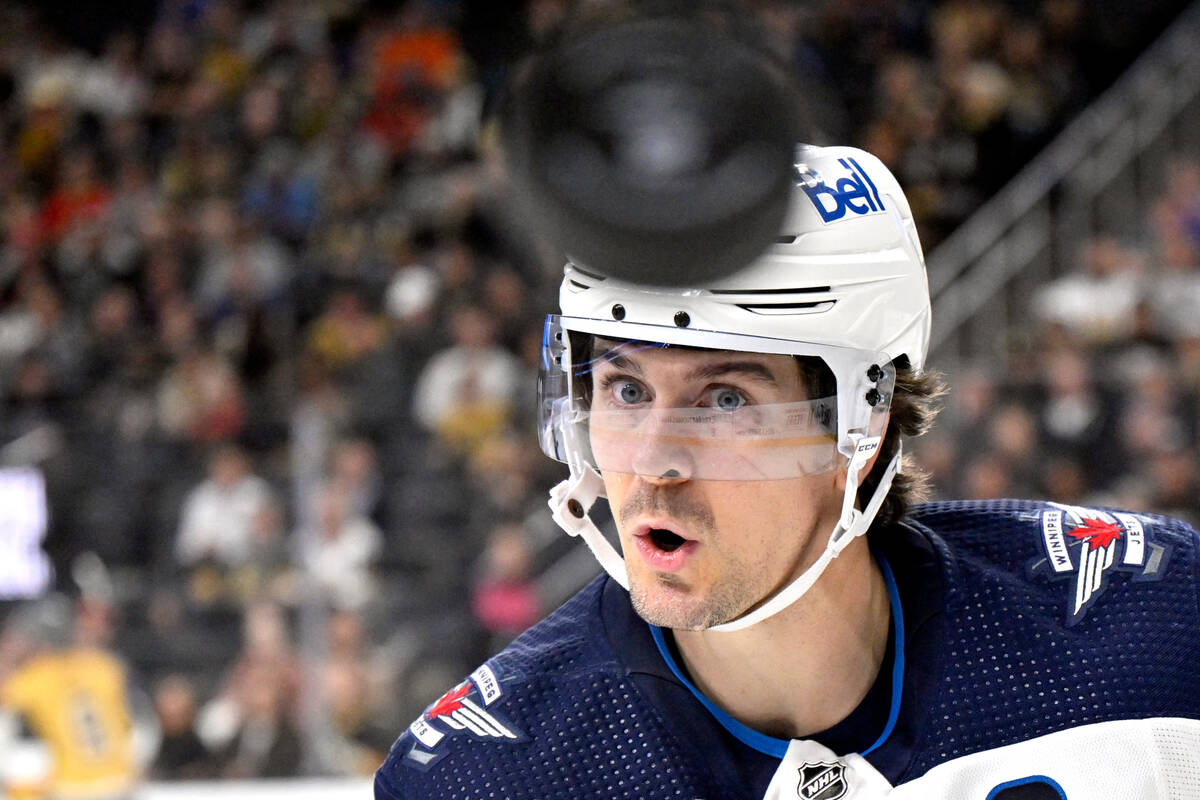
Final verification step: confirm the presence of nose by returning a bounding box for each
[628,412,695,483]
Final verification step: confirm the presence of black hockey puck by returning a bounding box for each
[502,10,806,286]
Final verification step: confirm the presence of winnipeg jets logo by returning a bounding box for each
[401,664,526,771]
[797,761,848,800]
[1028,503,1170,625]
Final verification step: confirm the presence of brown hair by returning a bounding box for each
[861,359,946,529]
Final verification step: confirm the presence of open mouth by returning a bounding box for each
[648,528,687,553]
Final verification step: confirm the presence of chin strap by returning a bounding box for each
[549,464,629,589]
[548,435,903,632]
[707,439,900,632]
[549,418,629,588]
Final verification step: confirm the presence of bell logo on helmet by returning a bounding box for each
[800,158,886,224]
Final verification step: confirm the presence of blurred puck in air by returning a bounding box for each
[502,5,807,286]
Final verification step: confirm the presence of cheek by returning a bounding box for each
[710,476,835,550]
[601,472,633,521]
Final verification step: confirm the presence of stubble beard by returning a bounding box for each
[618,484,747,630]
[628,562,756,631]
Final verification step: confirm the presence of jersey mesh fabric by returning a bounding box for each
[904,500,1200,780]
[376,499,1200,798]
[1154,719,1200,796]
[375,580,719,799]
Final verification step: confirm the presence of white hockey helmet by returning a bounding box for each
[537,144,931,630]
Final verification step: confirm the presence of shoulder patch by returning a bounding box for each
[396,662,528,772]
[1026,503,1171,625]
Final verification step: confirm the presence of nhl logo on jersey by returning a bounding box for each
[1027,503,1170,625]
[796,761,848,800]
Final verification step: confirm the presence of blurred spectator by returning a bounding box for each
[465,430,544,528]
[1033,235,1145,345]
[962,452,1016,500]
[194,197,290,319]
[1036,454,1090,505]
[296,482,383,611]
[212,660,303,779]
[1145,164,1200,340]
[1145,450,1200,525]
[39,147,110,247]
[470,520,540,650]
[156,344,248,443]
[1036,346,1118,471]
[76,31,147,120]
[327,435,384,523]
[1151,155,1200,248]
[361,2,469,158]
[412,302,522,454]
[481,265,531,353]
[151,674,215,780]
[0,280,89,399]
[304,287,388,374]
[228,494,298,607]
[1114,350,1193,463]
[983,403,1040,497]
[314,659,392,777]
[174,443,275,571]
[82,284,142,390]
[384,262,440,338]
[198,600,303,776]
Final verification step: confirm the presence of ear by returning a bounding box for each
[833,415,891,494]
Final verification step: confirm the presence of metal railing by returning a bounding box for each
[927,0,1200,373]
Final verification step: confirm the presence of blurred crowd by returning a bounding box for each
[0,0,1193,786]
[915,154,1200,526]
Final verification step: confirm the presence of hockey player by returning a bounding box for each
[374,144,1200,799]
[0,594,140,800]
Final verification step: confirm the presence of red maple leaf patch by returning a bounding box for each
[427,683,470,719]
[1066,517,1123,550]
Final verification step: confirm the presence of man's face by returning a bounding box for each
[588,341,845,630]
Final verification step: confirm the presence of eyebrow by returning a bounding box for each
[592,345,780,387]
[688,360,780,387]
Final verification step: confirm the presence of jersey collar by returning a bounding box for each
[646,553,906,759]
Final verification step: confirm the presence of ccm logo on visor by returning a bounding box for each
[798,158,886,224]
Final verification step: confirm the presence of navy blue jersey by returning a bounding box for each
[375,500,1200,799]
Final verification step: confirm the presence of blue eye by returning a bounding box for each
[710,387,746,411]
[614,381,646,405]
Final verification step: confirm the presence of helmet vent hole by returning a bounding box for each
[673,311,691,328]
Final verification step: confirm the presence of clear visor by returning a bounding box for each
[584,398,839,480]
[538,316,894,481]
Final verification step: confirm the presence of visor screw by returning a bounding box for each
[567,498,585,518]
[865,388,881,407]
[867,364,884,382]
[611,304,626,320]
[673,311,691,328]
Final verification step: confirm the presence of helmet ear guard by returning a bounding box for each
[541,144,930,631]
